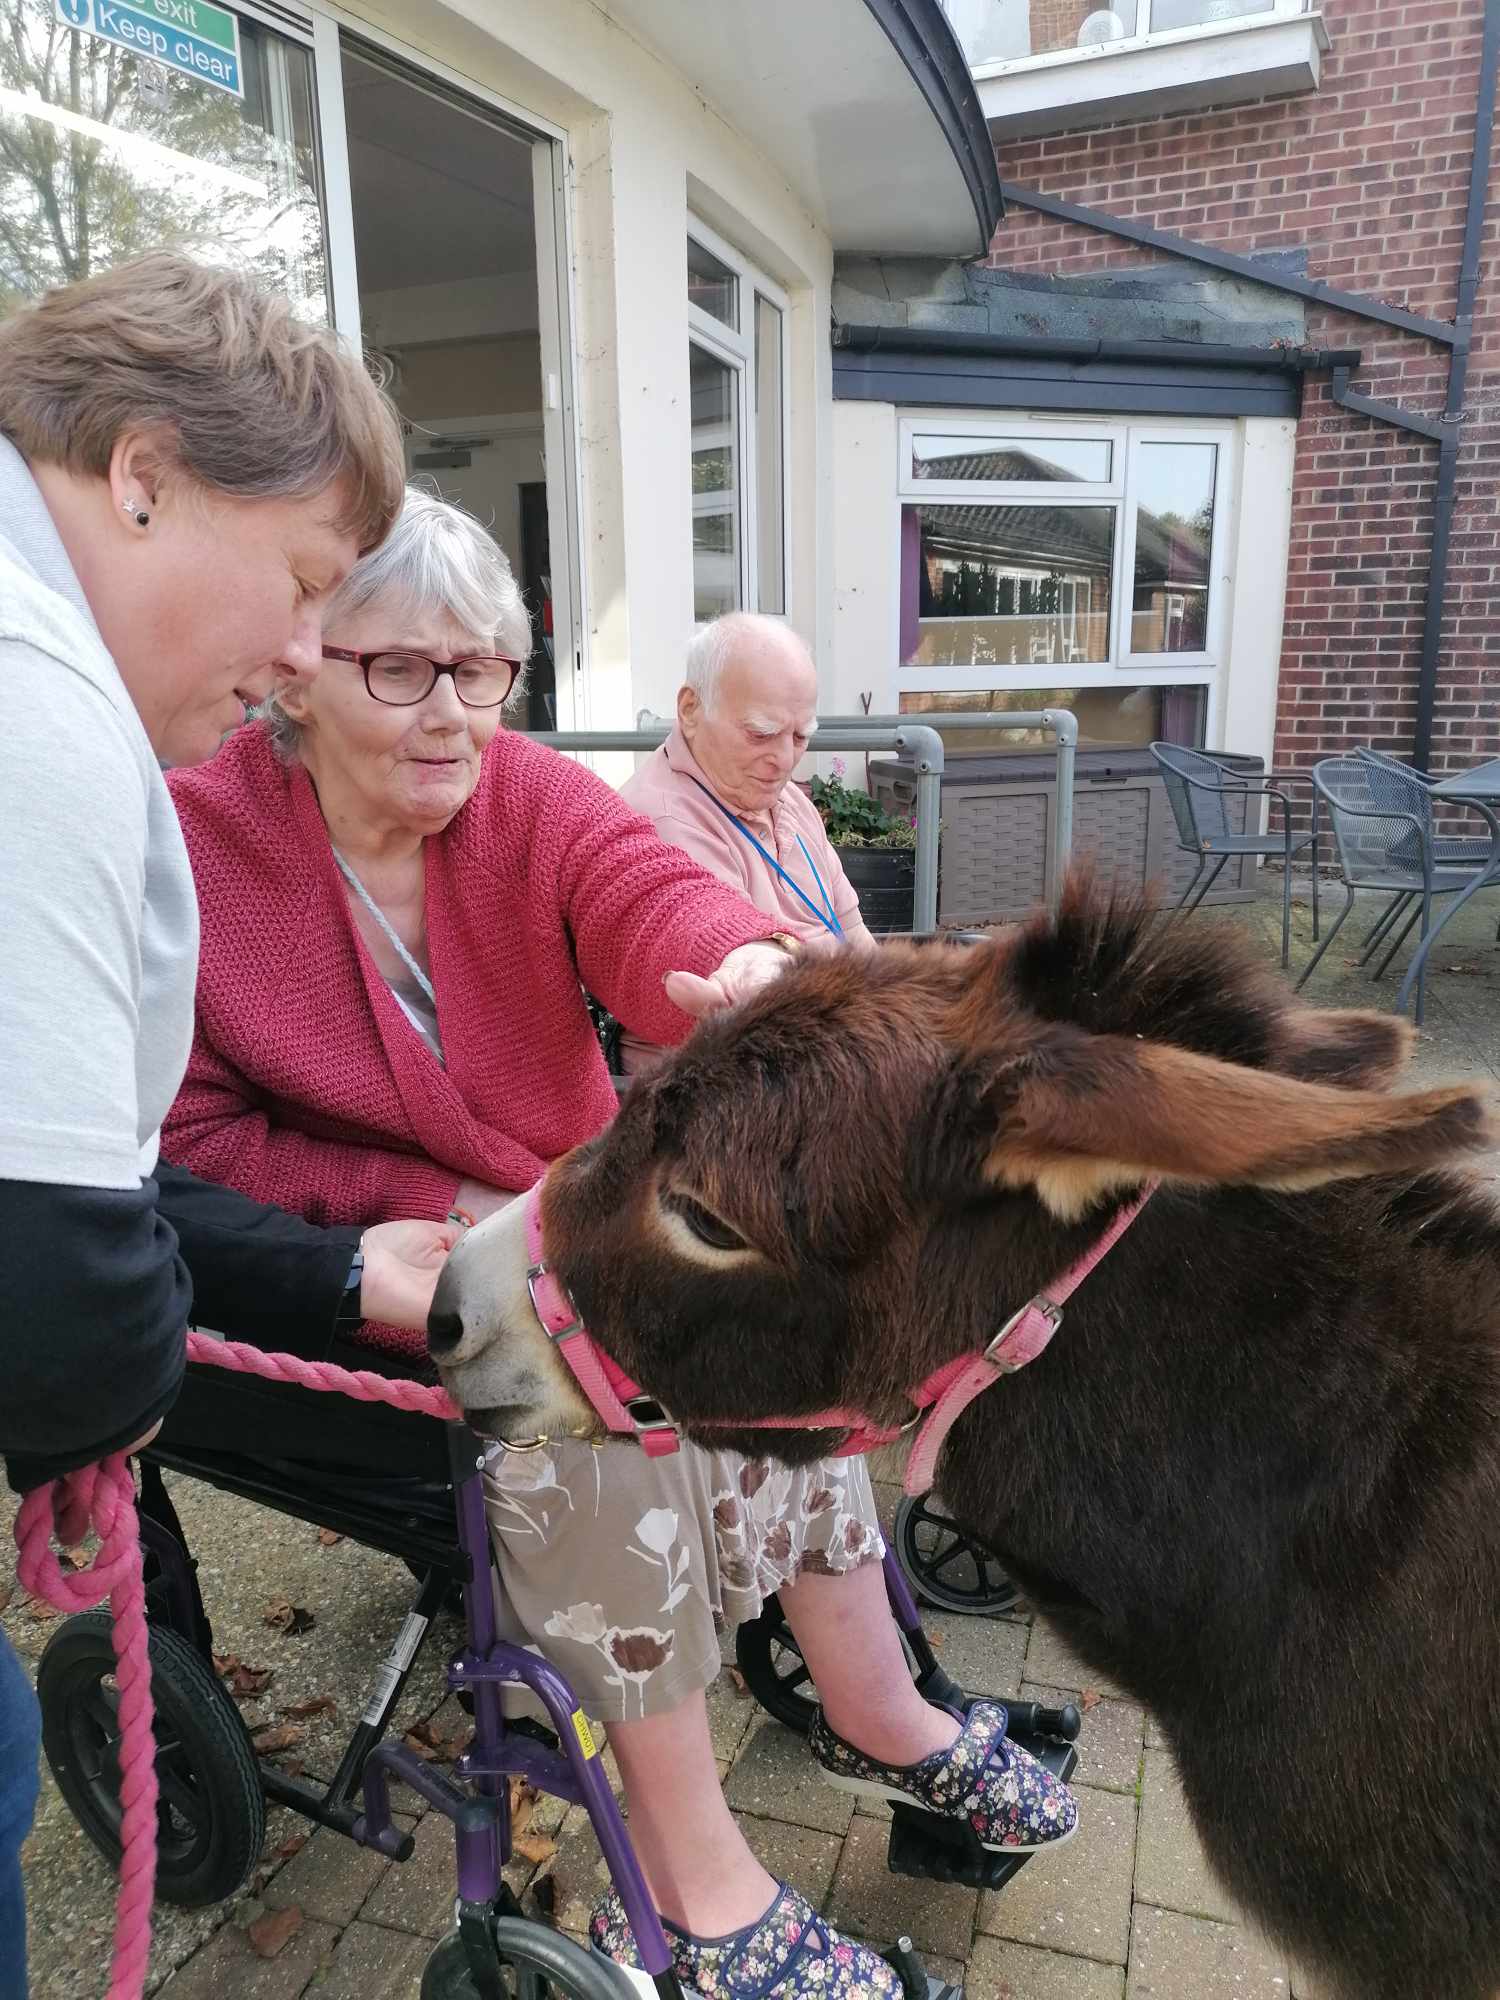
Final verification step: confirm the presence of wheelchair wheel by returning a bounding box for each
[37,1610,265,1908]
[893,1495,1022,1618]
[421,1918,636,1998]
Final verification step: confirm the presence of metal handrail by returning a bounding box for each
[809,709,1078,912]
[533,722,948,933]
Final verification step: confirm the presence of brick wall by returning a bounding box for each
[985,0,1500,783]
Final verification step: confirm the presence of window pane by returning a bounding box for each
[1,0,328,321]
[690,341,740,619]
[939,0,1146,64]
[902,504,1114,667]
[899,685,1207,753]
[1148,0,1276,29]
[687,235,737,329]
[912,434,1111,483]
[754,294,784,615]
[1131,442,1217,653]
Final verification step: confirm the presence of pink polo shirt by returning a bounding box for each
[617,724,873,1071]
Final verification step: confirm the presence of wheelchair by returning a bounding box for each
[34,1334,1079,1999]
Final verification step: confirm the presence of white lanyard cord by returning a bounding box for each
[331,847,437,1010]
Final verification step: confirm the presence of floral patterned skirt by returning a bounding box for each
[483,1438,885,1722]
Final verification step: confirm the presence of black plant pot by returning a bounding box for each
[837,845,916,934]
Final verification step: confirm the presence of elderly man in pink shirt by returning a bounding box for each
[623,607,872,967]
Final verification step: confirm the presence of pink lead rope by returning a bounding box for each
[13,1335,460,2000]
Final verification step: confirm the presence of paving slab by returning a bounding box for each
[733,1812,844,1906]
[967,1936,1125,1999]
[1126,1905,1289,1999]
[978,1786,1136,1967]
[925,1610,1028,1702]
[1133,1750,1239,1926]
[308,1919,433,1998]
[722,1716,857,1836]
[1023,1623,1130,1705]
[151,1912,339,1999]
[824,1814,979,1961]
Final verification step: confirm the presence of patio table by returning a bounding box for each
[1394,757,1500,1016]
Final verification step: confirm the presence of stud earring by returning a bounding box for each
[122,499,150,527]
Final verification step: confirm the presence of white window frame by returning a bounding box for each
[958,0,1310,81]
[687,214,791,619]
[895,411,1238,747]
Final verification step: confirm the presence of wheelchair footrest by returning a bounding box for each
[886,1730,1079,1892]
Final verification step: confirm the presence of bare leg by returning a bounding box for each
[608,1693,777,1936]
[779,1559,959,1765]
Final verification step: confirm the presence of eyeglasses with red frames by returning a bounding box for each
[322,646,520,709]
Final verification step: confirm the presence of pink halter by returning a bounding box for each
[522,1177,1156,1496]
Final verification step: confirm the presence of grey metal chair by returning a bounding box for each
[1297,756,1487,1023]
[1150,743,1320,969]
[1353,749,1498,966]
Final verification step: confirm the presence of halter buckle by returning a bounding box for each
[624,1393,677,1437]
[984,1297,1063,1373]
[527,1259,583,1344]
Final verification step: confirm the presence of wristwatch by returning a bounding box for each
[334,1238,365,1338]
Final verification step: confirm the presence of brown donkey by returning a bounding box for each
[431,881,1500,2000]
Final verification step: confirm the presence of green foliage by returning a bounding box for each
[807,772,918,850]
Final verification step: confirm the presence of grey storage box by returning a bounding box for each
[870,748,1263,928]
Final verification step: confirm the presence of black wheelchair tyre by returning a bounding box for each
[893,1494,1022,1618]
[421,1919,637,1998]
[37,1610,265,1908]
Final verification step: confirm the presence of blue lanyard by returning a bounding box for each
[687,775,844,938]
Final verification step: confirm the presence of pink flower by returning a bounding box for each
[831,755,846,778]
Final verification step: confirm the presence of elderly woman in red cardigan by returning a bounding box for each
[162,487,1076,1997]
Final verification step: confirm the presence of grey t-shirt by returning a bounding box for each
[0,437,198,1189]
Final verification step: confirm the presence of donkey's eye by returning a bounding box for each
[664,1191,747,1253]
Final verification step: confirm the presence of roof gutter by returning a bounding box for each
[863,0,1004,247]
[833,323,1361,372]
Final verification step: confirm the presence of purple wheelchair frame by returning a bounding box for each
[349,1426,943,1999]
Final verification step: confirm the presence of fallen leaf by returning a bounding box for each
[727,1667,752,1701]
[281,1695,336,1721]
[263,1596,316,1636]
[405,1715,468,1763]
[221,1660,274,1700]
[1079,1688,1103,1713]
[25,1597,60,1622]
[513,1831,558,1865]
[316,1528,343,1547]
[280,1759,304,1778]
[272,1834,308,1863]
[247,1906,303,1959]
[508,1776,538,1837]
[250,1722,307,1755]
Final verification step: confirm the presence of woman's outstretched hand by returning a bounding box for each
[664,940,793,1020]
[360,1217,462,1329]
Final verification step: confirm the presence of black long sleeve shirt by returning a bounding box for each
[3,1164,359,1492]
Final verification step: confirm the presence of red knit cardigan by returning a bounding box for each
[163,723,774,1233]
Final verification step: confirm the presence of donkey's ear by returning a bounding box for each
[947,1027,1490,1221]
[1269,1007,1414,1090]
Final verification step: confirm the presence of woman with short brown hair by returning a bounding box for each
[0,251,451,1998]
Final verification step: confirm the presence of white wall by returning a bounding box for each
[339,0,836,737]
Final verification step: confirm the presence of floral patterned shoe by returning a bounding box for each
[590,1881,905,1998]
[809,1699,1078,1854]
